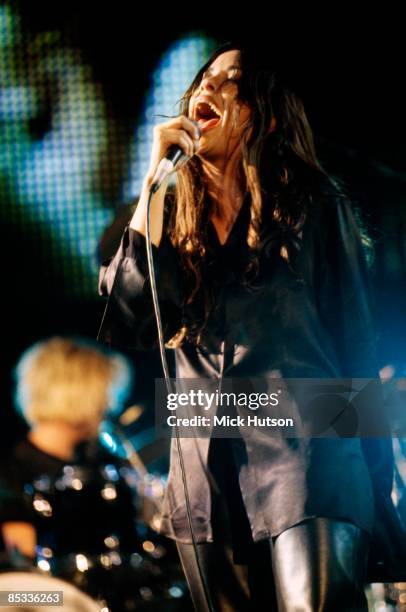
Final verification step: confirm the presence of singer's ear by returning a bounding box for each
[269,116,277,133]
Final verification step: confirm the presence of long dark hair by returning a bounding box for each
[165,42,328,348]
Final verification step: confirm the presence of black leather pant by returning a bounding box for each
[177,517,370,611]
[176,438,370,611]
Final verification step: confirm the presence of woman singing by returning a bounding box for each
[98,43,395,610]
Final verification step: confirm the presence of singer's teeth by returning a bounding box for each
[195,101,221,121]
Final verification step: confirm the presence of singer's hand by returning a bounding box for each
[131,116,199,246]
[146,116,200,185]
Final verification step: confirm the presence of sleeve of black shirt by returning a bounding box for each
[315,193,380,379]
[314,193,394,496]
[97,205,183,351]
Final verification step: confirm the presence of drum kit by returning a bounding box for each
[0,418,190,611]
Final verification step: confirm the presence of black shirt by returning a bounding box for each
[97,177,394,566]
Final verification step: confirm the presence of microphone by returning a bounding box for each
[150,123,201,193]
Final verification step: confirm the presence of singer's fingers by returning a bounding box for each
[169,129,195,158]
[160,116,200,141]
[179,115,201,141]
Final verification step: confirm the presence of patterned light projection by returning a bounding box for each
[0,4,215,298]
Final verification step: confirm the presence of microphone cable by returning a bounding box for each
[145,185,215,612]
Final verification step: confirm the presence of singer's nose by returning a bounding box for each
[200,74,216,93]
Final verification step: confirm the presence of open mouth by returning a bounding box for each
[194,100,221,132]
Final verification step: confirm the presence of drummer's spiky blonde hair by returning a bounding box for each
[15,336,131,429]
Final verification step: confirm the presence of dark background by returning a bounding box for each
[1,1,405,451]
